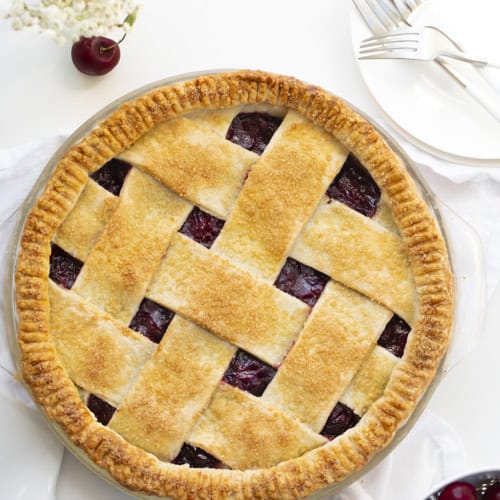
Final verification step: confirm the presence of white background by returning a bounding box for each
[0,0,499,498]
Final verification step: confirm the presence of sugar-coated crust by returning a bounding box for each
[262,280,391,432]
[15,70,453,499]
[48,281,155,406]
[188,384,328,470]
[147,233,309,366]
[53,180,118,261]
[341,346,399,416]
[117,117,257,219]
[290,200,418,325]
[211,110,347,281]
[108,315,236,461]
[71,167,192,324]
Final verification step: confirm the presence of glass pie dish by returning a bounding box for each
[0,70,487,499]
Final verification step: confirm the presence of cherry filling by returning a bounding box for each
[90,158,131,195]
[327,154,381,218]
[172,444,225,469]
[226,112,282,155]
[320,402,360,440]
[377,315,411,358]
[129,298,174,344]
[223,350,276,397]
[49,244,83,289]
[87,394,116,425]
[274,258,329,307]
[179,207,225,248]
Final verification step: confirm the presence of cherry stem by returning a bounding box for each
[100,33,126,54]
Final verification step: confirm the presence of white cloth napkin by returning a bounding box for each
[333,412,466,500]
[1,132,496,500]
[0,135,68,500]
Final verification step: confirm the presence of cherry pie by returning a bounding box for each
[15,71,453,498]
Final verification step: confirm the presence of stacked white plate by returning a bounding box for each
[351,0,500,163]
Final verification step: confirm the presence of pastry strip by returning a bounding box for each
[146,234,309,366]
[186,108,243,136]
[262,281,392,432]
[340,346,398,416]
[72,168,192,324]
[291,200,418,325]
[108,316,235,461]
[212,111,348,281]
[186,105,286,137]
[188,384,327,469]
[53,180,118,261]
[117,117,257,218]
[48,282,155,406]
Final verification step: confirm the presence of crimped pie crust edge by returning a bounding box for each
[15,70,453,499]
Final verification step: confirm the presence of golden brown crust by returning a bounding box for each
[290,200,419,325]
[48,281,155,406]
[188,384,327,470]
[341,346,399,416]
[15,70,453,499]
[262,280,391,431]
[71,167,192,324]
[53,180,118,261]
[117,117,257,219]
[108,316,235,461]
[212,110,347,280]
[147,233,309,366]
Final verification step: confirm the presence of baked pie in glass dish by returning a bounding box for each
[14,70,453,499]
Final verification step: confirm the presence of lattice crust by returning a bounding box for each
[108,316,235,461]
[53,181,118,261]
[212,111,348,281]
[147,234,309,365]
[16,71,453,500]
[72,168,192,323]
[291,200,418,325]
[375,192,398,232]
[187,107,244,135]
[117,117,258,218]
[48,282,155,406]
[187,104,287,137]
[340,346,398,416]
[262,280,392,432]
[188,384,328,469]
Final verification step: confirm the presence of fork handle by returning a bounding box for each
[441,50,500,70]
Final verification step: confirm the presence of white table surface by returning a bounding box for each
[1,0,499,498]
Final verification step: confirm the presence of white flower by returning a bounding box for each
[5,0,141,43]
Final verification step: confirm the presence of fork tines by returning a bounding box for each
[361,31,419,43]
[359,31,419,57]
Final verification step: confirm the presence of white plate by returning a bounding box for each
[350,0,500,163]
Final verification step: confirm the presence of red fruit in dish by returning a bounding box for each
[484,483,500,500]
[438,481,477,500]
[71,36,121,76]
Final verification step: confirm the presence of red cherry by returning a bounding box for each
[438,481,477,500]
[71,36,120,76]
[484,483,500,500]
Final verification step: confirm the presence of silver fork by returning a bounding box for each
[352,0,500,122]
[353,0,415,35]
[359,26,500,68]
